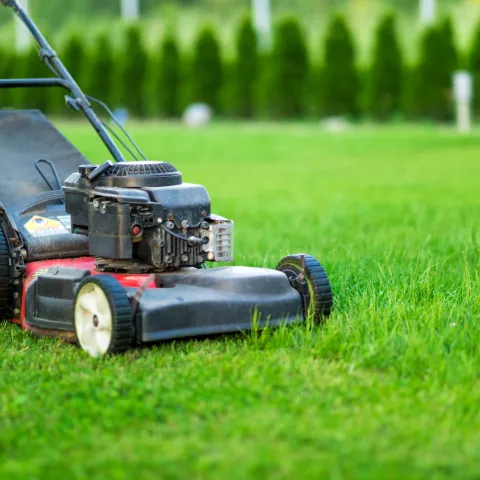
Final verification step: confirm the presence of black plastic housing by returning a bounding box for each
[89,202,132,259]
[26,267,90,331]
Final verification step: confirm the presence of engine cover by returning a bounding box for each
[63,161,233,272]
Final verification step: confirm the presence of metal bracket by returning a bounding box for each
[39,46,56,60]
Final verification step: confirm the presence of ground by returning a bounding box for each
[1,122,480,479]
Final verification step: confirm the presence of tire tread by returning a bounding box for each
[0,226,11,320]
[276,253,333,323]
[74,275,134,355]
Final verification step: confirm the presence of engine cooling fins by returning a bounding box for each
[96,161,183,188]
[107,161,179,176]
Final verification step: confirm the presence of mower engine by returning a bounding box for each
[63,161,233,273]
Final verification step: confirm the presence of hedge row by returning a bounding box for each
[1,13,479,121]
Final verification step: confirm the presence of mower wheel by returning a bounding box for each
[74,275,134,357]
[276,254,333,322]
[0,226,10,320]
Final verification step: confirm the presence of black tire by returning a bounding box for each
[0,226,11,320]
[276,254,333,323]
[73,275,134,356]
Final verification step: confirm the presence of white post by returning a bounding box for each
[15,0,31,52]
[419,0,436,25]
[121,0,140,20]
[453,71,473,134]
[457,102,470,133]
[252,0,271,48]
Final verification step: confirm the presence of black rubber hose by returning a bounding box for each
[161,224,204,247]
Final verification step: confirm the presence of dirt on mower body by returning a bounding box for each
[0,0,333,356]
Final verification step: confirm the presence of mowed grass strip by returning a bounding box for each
[1,122,479,478]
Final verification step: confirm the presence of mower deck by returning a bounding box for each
[21,259,303,344]
[137,266,303,341]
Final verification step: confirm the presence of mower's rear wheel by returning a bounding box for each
[0,226,11,320]
[74,275,134,357]
[276,254,333,323]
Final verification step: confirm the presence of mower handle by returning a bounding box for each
[0,78,70,90]
[1,0,126,163]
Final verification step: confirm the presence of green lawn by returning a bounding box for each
[1,122,480,479]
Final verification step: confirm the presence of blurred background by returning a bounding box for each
[0,0,480,125]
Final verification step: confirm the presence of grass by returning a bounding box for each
[2,121,480,478]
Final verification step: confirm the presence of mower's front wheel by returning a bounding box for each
[74,275,134,357]
[276,254,333,323]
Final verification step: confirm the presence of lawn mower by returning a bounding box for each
[0,0,333,357]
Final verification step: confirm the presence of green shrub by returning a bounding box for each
[0,49,18,108]
[49,33,86,115]
[234,15,258,118]
[369,13,403,121]
[219,57,236,117]
[17,48,51,112]
[63,34,87,86]
[156,32,182,118]
[253,51,273,118]
[470,20,480,116]
[357,66,371,118]
[120,24,148,117]
[321,14,360,117]
[440,17,458,74]
[268,16,309,118]
[85,32,116,108]
[191,25,223,111]
[414,17,458,121]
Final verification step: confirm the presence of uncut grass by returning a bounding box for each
[1,123,480,478]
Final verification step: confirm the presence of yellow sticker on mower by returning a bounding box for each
[24,216,69,237]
